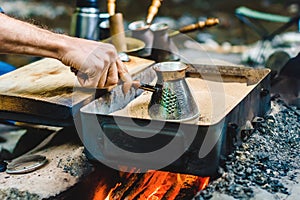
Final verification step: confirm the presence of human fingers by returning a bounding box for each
[116,58,129,75]
[103,62,118,89]
[116,59,133,94]
[97,65,109,88]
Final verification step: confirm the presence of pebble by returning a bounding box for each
[194,98,300,199]
[0,161,7,172]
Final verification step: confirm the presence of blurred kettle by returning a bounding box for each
[70,0,101,40]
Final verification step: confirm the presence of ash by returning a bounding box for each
[195,97,300,199]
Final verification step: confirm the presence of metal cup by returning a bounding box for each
[150,22,180,62]
[70,6,100,40]
[148,62,200,123]
[128,20,154,57]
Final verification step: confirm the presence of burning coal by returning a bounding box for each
[93,169,209,200]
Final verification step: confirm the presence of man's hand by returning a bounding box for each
[0,13,132,90]
[116,59,133,94]
[60,38,125,89]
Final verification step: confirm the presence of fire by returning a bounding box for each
[199,176,210,191]
[93,181,112,200]
[93,170,210,200]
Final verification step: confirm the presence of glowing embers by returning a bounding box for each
[93,169,210,200]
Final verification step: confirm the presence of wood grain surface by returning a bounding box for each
[0,56,154,125]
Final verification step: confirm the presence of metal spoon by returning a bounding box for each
[118,52,130,62]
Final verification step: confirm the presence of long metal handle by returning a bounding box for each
[139,83,159,92]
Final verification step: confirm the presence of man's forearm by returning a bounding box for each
[0,13,70,60]
[0,13,124,89]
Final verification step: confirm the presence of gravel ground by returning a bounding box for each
[194,97,300,200]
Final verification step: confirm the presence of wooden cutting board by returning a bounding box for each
[0,56,154,126]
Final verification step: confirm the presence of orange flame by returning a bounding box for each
[199,177,210,191]
[94,170,210,200]
[93,184,108,200]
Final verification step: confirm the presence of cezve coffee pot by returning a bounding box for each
[146,62,200,123]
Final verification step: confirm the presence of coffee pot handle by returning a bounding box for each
[179,18,219,34]
[146,0,163,25]
[139,83,160,93]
